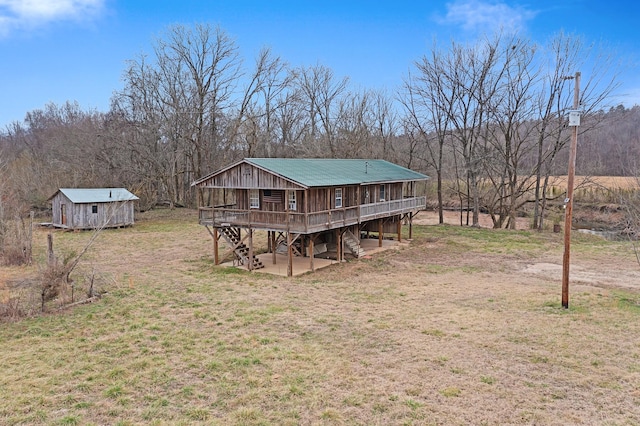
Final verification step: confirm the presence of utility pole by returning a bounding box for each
[562,71,581,309]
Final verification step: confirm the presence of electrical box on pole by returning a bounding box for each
[568,110,581,126]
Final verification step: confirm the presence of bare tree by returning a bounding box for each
[483,37,539,229]
[401,58,457,224]
[370,90,400,162]
[231,47,292,157]
[113,24,243,207]
[271,90,309,157]
[531,32,622,230]
[421,36,505,227]
[334,90,375,158]
[405,31,622,229]
[294,64,349,157]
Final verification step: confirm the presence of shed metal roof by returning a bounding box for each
[52,188,139,204]
[194,158,428,188]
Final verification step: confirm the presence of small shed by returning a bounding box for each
[49,188,139,230]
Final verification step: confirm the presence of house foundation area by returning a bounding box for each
[213,227,409,277]
[192,158,428,277]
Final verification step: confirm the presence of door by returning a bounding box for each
[60,204,67,226]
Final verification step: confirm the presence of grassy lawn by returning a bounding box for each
[1,209,639,425]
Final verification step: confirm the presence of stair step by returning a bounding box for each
[342,229,367,258]
[219,226,264,269]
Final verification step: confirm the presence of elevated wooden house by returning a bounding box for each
[49,188,139,230]
[192,158,428,276]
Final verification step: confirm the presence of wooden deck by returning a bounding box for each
[198,196,426,233]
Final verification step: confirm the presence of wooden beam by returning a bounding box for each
[287,231,293,277]
[248,228,253,271]
[378,219,383,247]
[290,242,302,257]
[216,227,251,267]
[213,227,219,265]
[397,216,402,243]
[204,224,215,239]
[271,231,277,265]
[309,236,315,272]
[409,212,413,239]
[204,225,221,265]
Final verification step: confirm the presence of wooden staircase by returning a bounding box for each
[343,230,366,258]
[219,227,264,270]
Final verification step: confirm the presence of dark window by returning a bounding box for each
[92,205,98,214]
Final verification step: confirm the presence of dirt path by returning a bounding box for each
[414,210,640,292]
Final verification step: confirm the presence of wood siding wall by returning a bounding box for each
[51,194,136,230]
[205,182,408,215]
[196,162,426,234]
[199,163,304,190]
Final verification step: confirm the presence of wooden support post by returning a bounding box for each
[271,231,277,265]
[309,236,315,272]
[397,217,402,243]
[287,231,293,277]
[409,212,413,239]
[378,219,383,248]
[248,228,253,271]
[213,227,219,265]
[47,232,54,266]
[562,71,581,309]
[336,228,342,262]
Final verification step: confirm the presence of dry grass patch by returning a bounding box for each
[0,209,640,424]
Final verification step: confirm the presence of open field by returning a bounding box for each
[428,174,639,208]
[1,209,640,425]
[552,176,639,190]
[547,176,639,205]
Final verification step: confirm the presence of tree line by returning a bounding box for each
[1,24,637,241]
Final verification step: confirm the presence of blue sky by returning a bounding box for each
[1,0,639,128]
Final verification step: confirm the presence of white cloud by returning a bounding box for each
[0,0,104,36]
[438,0,537,34]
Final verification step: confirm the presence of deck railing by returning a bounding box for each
[199,196,426,233]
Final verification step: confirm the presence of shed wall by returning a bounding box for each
[51,195,135,229]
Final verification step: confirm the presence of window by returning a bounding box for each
[379,184,385,201]
[92,205,98,214]
[335,188,343,208]
[249,189,259,209]
[288,191,297,211]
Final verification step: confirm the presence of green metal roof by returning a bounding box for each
[246,158,428,187]
[52,188,139,204]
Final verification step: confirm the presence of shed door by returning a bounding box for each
[61,204,67,225]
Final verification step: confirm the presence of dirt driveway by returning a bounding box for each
[413,210,640,292]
